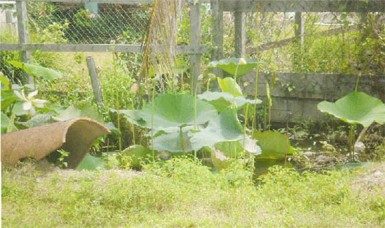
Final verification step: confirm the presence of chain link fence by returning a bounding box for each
[1,0,384,75]
[26,1,150,44]
[215,3,385,122]
[220,10,385,74]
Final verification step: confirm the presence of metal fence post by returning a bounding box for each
[86,56,104,106]
[190,2,201,94]
[293,12,305,70]
[210,0,223,79]
[234,11,246,58]
[211,0,223,61]
[294,12,305,47]
[16,0,32,83]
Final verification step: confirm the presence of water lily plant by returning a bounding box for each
[252,130,294,175]
[208,57,258,77]
[14,89,47,116]
[317,92,385,127]
[199,77,261,111]
[318,91,385,159]
[116,93,261,165]
[114,57,266,169]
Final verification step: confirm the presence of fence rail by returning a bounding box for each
[2,0,385,53]
[0,44,207,53]
[7,0,385,12]
[220,0,385,12]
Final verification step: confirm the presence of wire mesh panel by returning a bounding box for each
[219,10,385,75]
[1,0,384,76]
[242,11,359,73]
[26,1,151,44]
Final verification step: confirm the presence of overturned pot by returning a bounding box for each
[1,118,110,168]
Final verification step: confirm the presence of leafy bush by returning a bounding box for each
[0,51,24,84]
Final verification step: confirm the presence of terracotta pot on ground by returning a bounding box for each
[1,118,110,169]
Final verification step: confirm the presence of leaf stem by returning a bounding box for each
[179,126,185,153]
[349,125,356,161]
[355,72,361,92]
[252,66,259,130]
[151,88,155,162]
[266,82,272,130]
[234,63,239,82]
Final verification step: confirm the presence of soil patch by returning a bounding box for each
[352,162,385,195]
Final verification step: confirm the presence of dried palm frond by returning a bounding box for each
[139,0,183,94]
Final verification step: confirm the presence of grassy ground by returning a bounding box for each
[2,158,385,227]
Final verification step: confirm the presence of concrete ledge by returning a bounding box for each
[242,73,385,123]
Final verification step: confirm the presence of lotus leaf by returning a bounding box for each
[217,77,243,96]
[76,153,105,170]
[119,93,218,132]
[198,91,261,112]
[121,145,152,169]
[210,148,233,170]
[210,138,261,170]
[215,141,246,157]
[208,58,258,76]
[252,131,292,160]
[317,92,385,128]
[153,130,193,152]
[190,109,244,150]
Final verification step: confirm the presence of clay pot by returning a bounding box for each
[1,118,109,168]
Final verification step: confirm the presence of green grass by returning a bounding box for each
[2,158,385,227]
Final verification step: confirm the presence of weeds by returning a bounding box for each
[2,158,385,227]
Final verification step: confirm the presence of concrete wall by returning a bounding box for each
[241,73,385,123]
[0,3,17,35]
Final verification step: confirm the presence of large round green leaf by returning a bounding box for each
[210,139,261,170]
[210,148,234,170]
[215,138,261,158]
[76,153,105,171]
[217,77,243,96]
[215,141,247,158]
[198,91,261,112]
[120,93,218,132]
[190,109,244,150]
[252,130,292,160]
[317,92,385,128]
[152,130,193,152]
[208,58,258,77]
[121,145,152,169]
